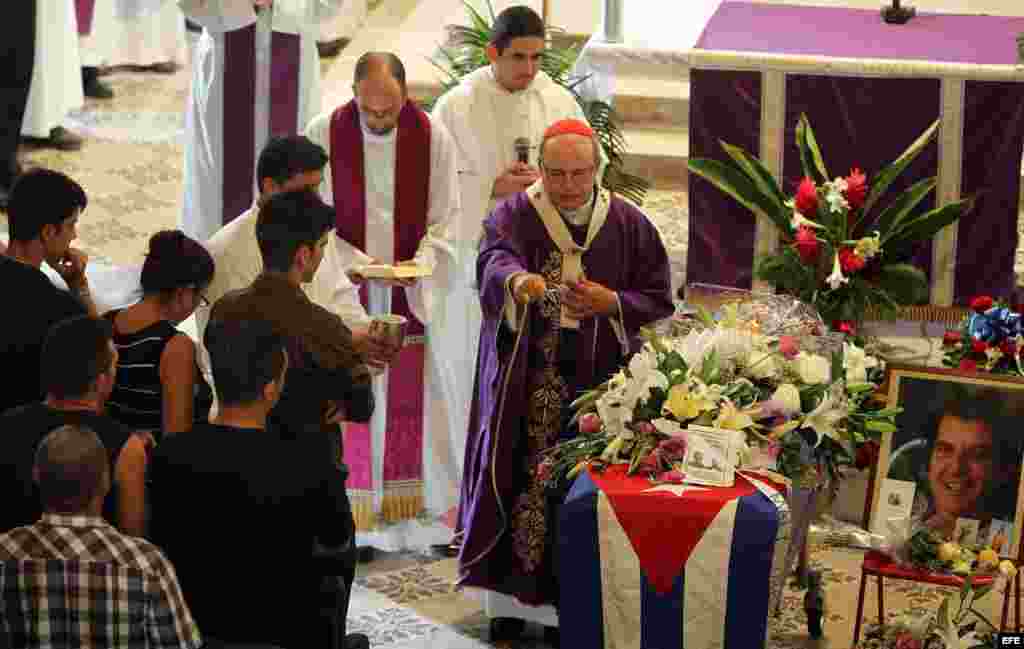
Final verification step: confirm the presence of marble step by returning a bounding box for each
[621,123,689,191]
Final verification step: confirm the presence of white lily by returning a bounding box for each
[790,210,825,231]
[802,391,847,446]
[843,342,879,383]
[854,232,882,260]
[823,178,850,214]
[825,252,848,290]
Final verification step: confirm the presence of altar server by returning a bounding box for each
[304,52,463,548]
[178,0,342,242]
[76,0,116,98]
[457,119,673,638]
[429,7,598,538]
[108,0,187,71]
[21,0,85,151]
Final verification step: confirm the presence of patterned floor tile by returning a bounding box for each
[357,565,457,604]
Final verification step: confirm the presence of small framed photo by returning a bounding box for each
[683,425,737,487]
[870,365,1024,559]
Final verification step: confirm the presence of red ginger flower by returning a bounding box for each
[838,247,866,273]
[959,359,978,372]
[794,226,819,264]
[794,177,819,216]
[844,168,868,210]
[972,340,989,354]
[833,320,856,336]
[942,330,962,346]
[970,295,995,313]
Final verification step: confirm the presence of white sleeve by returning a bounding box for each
[177,0,256,32]
[306,232,373,328]
[304,112,334,205]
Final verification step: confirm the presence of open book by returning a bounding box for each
[357,264,432,280]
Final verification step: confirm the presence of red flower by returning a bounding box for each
[793,226,819,264]
[838,246,866,273]
[636,452,662,475]
[844,168,868,210]
[833,320,856,336]
[942,330,962,346]
[854,440,880,471]
[970,295,995,313]
[1000,340,1017,356]
[535,461,551,482]
[794,177,819,216]
[959,359,978,371]
[778,336,800,359]
[972,340,989,354]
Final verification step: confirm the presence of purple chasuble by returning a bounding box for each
[456,191,674,605]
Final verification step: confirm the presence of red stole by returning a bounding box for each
[75,0,96,36]
[329,99,431,336]
[330,100,431,527]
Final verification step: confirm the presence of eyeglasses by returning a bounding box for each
[543,166,596,184]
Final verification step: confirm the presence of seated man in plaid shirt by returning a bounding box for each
[0,424,201,649]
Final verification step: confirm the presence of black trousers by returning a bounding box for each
[0,0,35,188]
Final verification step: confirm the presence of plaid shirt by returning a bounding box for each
[0,514,202,649]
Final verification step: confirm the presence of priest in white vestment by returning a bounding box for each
[178,0,342,242]
[76,0,117,98]
[429,4,598,629]
[305,52,464,551]
[316,0,365,57]
[108,0,187,70]
[22,0,85,149]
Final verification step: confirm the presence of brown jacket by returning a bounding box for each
[210,272,374,429]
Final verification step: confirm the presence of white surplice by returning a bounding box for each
[429,70,592,546]
[109,0,186,66]
[22,0,84,138]
[178,0,341,242]
[317,0,364,43]
[305,108,468,549]
[79,0,117,68]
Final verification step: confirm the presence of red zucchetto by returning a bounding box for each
[543,118,595,139]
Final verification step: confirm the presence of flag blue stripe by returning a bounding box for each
[642,573,684,649]
[724,491,779,649]
[560,472,603,649]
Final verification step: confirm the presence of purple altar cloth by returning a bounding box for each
[696,1,1024,66]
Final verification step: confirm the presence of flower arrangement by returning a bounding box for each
[688,115,974,331]
[540,300,899,488]
[859,564,1017,649]
[942,295,1024,375]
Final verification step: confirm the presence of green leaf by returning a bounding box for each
[884,197,974,250]
[720,142,788,214]
[874,263,930,305]
[863,119,940,216]
[870,176,937,238]
[688,158,789,232]
[795,114,829,184]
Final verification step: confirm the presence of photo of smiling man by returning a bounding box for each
[884,377,1024,550]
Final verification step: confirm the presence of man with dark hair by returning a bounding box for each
[430,8,600,563]
[0,315,149,536]
[0,424,201,649]
[197,135,392,375]
[0,169,99,413]
[209,189,374,436]
[150,318,366,649]
[305,50,464,548]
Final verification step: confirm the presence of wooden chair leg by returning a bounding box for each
[1002,577,1011,633]
[877,574,885,625]
[1016,570,1021,632]
[852,570,868,648]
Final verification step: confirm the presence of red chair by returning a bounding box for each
[851,550,1020,647]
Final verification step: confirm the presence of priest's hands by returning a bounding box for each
[513,273,547,305]
[390,260,419,288]
[492,163,540,199]
[562,278,618,320]
[352,324,397,370]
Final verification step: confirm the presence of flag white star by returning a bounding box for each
[642,484,709,497]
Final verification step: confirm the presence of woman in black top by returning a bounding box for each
[106,230,214,438]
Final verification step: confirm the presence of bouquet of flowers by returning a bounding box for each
[859,563,1017,649]
[540,297,899,488]
[942,295,1024,375]
[688,114,974,331]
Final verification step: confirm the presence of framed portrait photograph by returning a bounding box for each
[870,365,1024,560]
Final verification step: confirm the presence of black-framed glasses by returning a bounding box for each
[197,291,210,308]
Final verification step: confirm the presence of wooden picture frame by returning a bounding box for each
[870,364,1024,560]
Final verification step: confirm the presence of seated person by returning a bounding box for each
[105,230,215,438]
[0,315,149,536]
[0,424,200,649]
[0,169,97,413]
[149,319,366,649]
[207,189,374,436]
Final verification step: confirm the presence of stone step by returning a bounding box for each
[613,75,689,129]
[621,123,689,191]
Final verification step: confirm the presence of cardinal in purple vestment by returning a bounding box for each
[456,119,674,609]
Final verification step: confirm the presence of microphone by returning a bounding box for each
[514,137,530,165]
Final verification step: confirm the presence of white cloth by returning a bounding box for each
[305,108,466,530]
[317,0,365,42]
[108,0,187,66]
[22,0,85,138]
[178,0,341,242]
[79,0,118,68]
[429,68,592,512]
